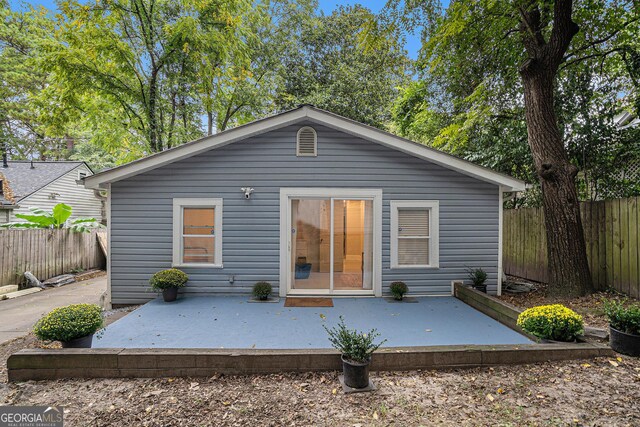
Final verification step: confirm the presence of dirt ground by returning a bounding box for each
[499,278,640,330]
[0,333,638,426]
[2,291,639,426]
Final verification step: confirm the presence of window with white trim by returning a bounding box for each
[390,200,439,268]
[172,198,223,267]
[296,126,317,156]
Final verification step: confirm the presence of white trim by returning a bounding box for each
[279,188,383,297]
[390,200,440,269]
[497,186,504,296]
[105,183,112,309]
[172,198,223,268]
[296,126,317,156]
[84,106,526,191]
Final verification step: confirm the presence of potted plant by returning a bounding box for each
[150,268,188,302]
[390,281,408,301]
[252,281,273,301]
[33,304,104,348]
[323,316,387,389]
[603,299,640,356]
[467,267,488,293]
[517,304,584,342]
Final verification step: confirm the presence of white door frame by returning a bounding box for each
[279,188,383,297]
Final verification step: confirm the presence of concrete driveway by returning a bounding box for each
[0,276,107,344]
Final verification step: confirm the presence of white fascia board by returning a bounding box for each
[84,105,526,192]
[304,108,526,192]
[83,108,308,189]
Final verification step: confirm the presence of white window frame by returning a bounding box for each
[390,200,439,269]
[296,126,317,157]
[172,198,223,268]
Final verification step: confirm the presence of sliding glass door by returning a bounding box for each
[290,197,374,294]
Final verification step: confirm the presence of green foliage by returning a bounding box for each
[33,303,103,342]
[252,281,272,300]
[384,0,640,203]
[276,4,411,129]
[517,305,584,342]
[149,268,189,291]
[466,267,488,287]
[0,203,103,232]
[323,316,387,363]
[389,281,408,300]
[603,299,640,336]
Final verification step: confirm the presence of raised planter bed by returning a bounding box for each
[7,343,613,382]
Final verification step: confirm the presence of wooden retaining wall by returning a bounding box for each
[503,197,640,297]
[0,229,106,286]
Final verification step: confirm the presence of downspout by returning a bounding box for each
[497,186,504,296]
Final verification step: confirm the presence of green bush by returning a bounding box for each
[149,269,188,291]
[323,316,387,363]
[33,304,104,342]
[517,304,584,342]
[603,299,640,335]
[253,281,272,300]
[467,267,488,287]
[390,281,408,300]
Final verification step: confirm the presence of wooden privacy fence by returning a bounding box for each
[503,197,640,298]
[0,229,106,287]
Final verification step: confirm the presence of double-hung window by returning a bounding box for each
[390,200,439,268]
[172,198,223,267]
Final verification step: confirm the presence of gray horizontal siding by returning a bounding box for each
[10,165,103,222]
[110,122,499,304]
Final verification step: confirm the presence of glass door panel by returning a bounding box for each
[291,199,331,291]
[333,199,374,291]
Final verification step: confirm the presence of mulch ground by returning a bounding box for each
[2,292,639,425]
[0,333,639,426]
[499,278,640,330]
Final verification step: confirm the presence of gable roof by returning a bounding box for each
[84,105,526,192]
[1,161,90,202]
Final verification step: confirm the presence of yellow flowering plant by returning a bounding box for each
[33,304,104,343]
[517,304,584,342]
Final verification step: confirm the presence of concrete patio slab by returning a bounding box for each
[93,296,531,349]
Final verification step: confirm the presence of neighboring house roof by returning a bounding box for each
[0,161,92,203]
[84,105,527,192]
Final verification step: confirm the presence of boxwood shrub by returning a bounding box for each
[517,304,584,342]
[33,304,104,342]
[390,281,408,300]
[149,268,188,291]
[253,281,273,300]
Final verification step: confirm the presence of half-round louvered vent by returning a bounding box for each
[296,126,317,156]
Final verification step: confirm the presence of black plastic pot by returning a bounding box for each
[61,334,93,348]
[473,284,487,293]
[610,326,640,357]
[341,355,371,389]
[163,288,178,302]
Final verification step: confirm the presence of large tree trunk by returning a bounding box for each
[148,70,160,152]
[520,63,594,297]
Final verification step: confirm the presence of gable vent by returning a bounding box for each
[296,126,317,156]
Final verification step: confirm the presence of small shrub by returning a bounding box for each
[323,316,387,363]
[34,304,103,342]
[517,304,584,342]
[467,267,488,288]
[149,269,188,291]
[253,281,272,300]
[390,281,408,300]
[603,299,640,335]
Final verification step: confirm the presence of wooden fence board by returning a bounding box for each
[504,197,640,297]
[0,229,106,287]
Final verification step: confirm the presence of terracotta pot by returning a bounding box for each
[341,355,371,389]
[61,334,93,348]
[610,326,640,357]
[163,288,178,302]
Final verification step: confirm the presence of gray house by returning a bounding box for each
[84,106,525,306]
[0,160,103,224]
